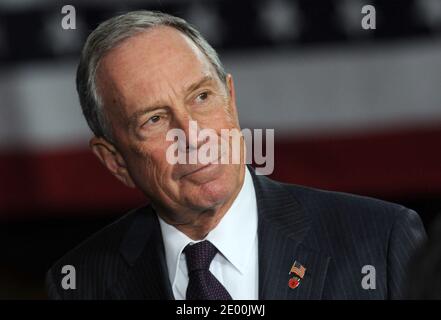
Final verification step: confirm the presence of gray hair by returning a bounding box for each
[76,10,227,141]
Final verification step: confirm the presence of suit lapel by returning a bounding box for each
[107,206,174,299]
[250,167,331,299]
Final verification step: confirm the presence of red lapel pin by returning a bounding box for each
[288,260,306,289]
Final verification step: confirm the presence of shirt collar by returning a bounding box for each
[158,166,258,286]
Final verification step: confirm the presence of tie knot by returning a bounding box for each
[184,240,218,273]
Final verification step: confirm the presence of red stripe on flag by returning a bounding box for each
[271,124,441,197]
[0,149,146,219]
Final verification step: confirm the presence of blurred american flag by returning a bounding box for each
[1,0,441,219]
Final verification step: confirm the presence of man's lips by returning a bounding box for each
[176,155,223,179]
[180,163,212,178]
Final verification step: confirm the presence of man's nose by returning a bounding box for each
[174,112,207,154]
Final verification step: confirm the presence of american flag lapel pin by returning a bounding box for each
[288,260,306,289]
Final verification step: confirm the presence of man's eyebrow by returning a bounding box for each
[127,75,215,127]
[127,105,165,127]
[185,75,215,94]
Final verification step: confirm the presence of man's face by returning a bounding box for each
[94,26,244,222]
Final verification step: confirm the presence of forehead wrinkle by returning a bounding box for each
[130,55,213,111]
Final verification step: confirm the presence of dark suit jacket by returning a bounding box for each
[46,167,426,299]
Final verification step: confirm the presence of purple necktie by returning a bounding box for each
[184,240,232,300]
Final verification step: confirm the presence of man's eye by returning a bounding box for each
[195,92,209,103]
[145,115,160,126]
[151,115,160,122]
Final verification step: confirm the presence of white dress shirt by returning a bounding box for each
[158,167,259,300]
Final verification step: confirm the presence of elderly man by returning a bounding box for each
[46,11,426,300]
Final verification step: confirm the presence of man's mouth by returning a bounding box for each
[177,154,223,180]
[181,163,213,178]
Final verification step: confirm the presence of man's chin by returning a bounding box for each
[182,167,234,209]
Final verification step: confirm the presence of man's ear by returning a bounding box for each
[89,136,136,188]
[226,74,239,122]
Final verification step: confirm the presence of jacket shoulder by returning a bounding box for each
[277,182,422,260]
[281,182,414,229]
[45,205,149,299]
